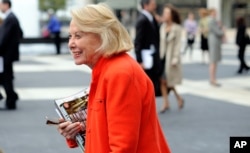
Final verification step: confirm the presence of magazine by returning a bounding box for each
[48,88,90,152]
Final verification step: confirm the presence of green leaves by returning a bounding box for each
[39,0,66,11]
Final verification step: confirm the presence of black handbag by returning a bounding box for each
[159,55,166,76]
[246,34,250,44]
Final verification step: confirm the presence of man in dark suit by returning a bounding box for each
[134,0,161,96]
[0,0,23,110]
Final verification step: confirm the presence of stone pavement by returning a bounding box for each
[0,40,249,153]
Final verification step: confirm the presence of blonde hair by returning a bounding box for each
[70,3,134,57]
[199,8,209,18]
[208,8,216,15]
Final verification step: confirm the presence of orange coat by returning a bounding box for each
[67,53,171,153]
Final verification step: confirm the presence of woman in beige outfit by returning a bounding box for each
[159,4,184,113]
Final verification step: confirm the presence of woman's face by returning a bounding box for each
[210,9,217,18]
[162,7,172,23]
[188,13,194,20]
[68,20,102,68]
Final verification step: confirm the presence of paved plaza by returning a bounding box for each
[0,38,250,153]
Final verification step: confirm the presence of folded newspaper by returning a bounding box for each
[52,88,90,152]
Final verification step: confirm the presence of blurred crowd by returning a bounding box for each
[132,0,249,112]
[0,0,249,113]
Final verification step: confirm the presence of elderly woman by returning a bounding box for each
[56,3,171,153]
[198,8,209,63]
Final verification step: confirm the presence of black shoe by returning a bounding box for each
[5,93,18,110]
[237,69,243,74]
[14,93,19,101]
[6,99,17,110]
[245,67,250,73]
[6,105,16,110]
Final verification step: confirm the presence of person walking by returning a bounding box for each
[198,8,209,64]
[55,3,171,153]
[182,12,198,60]
[207,8,225,87]
[159,4,184,113]
[134,0,161,96]
[235,17,249,74]
[0,0,22,110]
[47,9,61,55]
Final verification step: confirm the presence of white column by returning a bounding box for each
[85,0,94,4]
[12,0,40,37]
[221,0,232,28]
[71,0,93,6]
[66,0,94,18]
[207,0,222,20]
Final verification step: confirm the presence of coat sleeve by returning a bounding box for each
[66,139,78,148]
[209,19,224,37]
[134,17,145,63]
[171,26,182,65]
[0,18,13,50]
[19,25,23,39]
[105,70,142,153]
[236,26,246,46]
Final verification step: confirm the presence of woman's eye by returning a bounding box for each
[75,34,81,39]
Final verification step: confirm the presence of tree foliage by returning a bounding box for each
[39,0,66,11]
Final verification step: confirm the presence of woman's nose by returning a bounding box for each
[68,39,75,49]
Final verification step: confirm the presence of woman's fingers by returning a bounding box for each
[80,121,86,131]
[57,121,83,139]
[57,121,71,135]
[65,122,81,139]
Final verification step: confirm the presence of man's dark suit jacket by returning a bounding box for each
[134,12,161,96]
[135,13,160,65]
[0,12,23,64]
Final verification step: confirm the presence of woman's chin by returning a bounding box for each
[74,60,84,65]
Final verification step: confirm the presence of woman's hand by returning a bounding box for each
[57,118,84,140]
[171,58,178,67]
[139,63,145,69]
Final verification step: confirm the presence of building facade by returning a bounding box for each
[96,0,250,28]
[10,0,249,38]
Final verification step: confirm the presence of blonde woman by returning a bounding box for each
[159,4,184,113]
[199,8,209,63]
[56,3,171,153]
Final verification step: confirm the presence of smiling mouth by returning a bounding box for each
[72,51,82,57]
